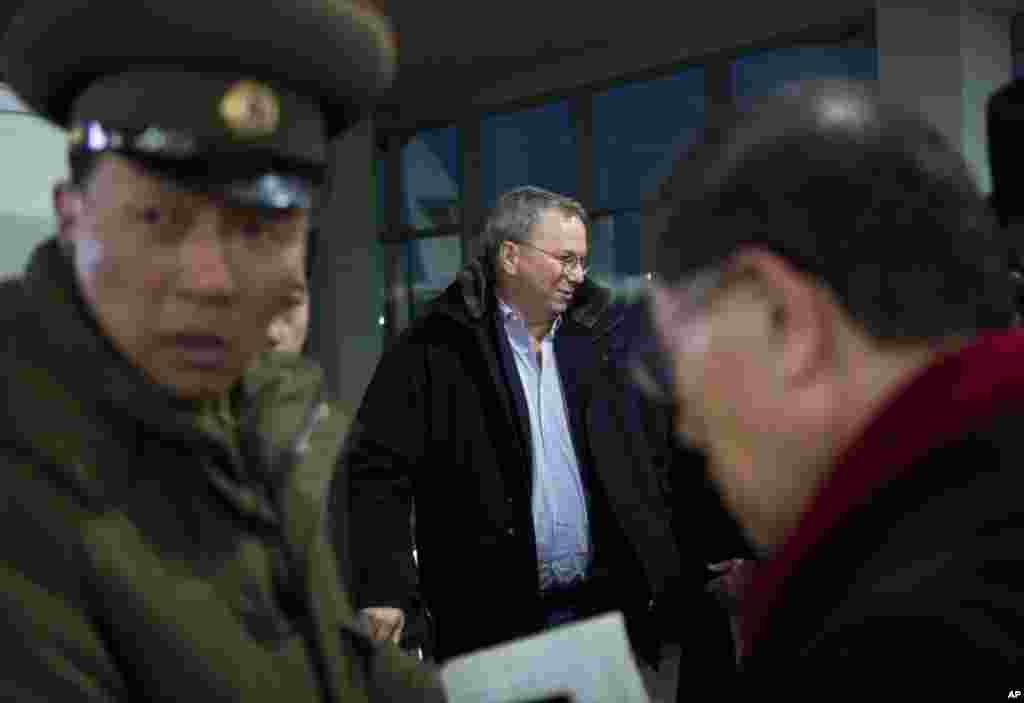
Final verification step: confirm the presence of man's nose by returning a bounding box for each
[177,213,237,301]
[267,319,284,349]
[566,264,585,283]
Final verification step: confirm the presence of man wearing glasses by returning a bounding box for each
[340,185,727,691]
[637,79,1023,689]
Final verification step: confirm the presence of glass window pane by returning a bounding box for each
[480,101,575,211]
[401,126,461,230]
[733,45,879,105]
[375,155,385,231]
[593,69,704,211]
[407,234,461,304]
[0,90,67,277]
[588,210,652,291]
[385,234,462,335]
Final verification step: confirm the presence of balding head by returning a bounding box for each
[654,79,1013,342]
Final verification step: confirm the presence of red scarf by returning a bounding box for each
[737,329,1024,656]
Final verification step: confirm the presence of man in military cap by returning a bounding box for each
[0,0,444,700]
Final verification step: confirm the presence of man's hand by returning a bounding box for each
[359,607,406,644]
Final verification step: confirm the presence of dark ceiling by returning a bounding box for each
[376,0,640,100]
[375,0,1024,123]
[0,1,880,128]
[2,1,1021,125]
[0,1,633,111]
[373,0,874,123]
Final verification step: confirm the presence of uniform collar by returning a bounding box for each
[18,238,326,492]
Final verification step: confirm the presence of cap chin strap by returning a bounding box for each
[68,120,321,210]
[69,121,202,159]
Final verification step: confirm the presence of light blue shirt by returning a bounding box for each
[498,299,591,590]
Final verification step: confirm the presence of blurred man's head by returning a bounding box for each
[641,80,1013,549]
[56,153,310,400]
[5,0,397,401]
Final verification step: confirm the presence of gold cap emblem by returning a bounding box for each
[219,80,280,138]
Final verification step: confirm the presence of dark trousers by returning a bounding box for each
[538,576,597,630]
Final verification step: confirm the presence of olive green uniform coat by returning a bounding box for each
[0,239,444,702]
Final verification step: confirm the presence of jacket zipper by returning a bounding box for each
[269,393,341,703]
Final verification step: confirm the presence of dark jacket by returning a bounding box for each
[0,239,444,702]
[736,331,1024,692]
[341,257,692,663]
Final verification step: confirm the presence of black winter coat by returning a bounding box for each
[338,259,703,663]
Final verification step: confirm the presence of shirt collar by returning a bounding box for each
[497,298,562,338]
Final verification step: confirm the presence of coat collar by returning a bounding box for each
[431,255,626,337]
[14,238,327,503]
[738,329,1024,654]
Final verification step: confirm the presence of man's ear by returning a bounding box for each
[499,240,518,275]
[732,249,832,386]
[53,181,84,244]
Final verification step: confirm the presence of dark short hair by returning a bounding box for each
[478,185,588,267]
[987,78,1024,229]
[652,79,1014,341]
[68,149,100,189]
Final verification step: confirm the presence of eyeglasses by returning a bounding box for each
[627,266,724,405]
[513,240,590,278]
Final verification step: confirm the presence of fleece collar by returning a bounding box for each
[432,255,626,337]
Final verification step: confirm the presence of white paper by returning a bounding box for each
[440,611,651,703]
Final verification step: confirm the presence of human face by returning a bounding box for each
[56,154,308,401]
[506,208,588,321]
[645,268,726,450]
[267,292,310,354]
[653,267,786,451]
[646,255,833,550]
[645,268,776,546]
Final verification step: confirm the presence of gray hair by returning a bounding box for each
[479,185,588,267]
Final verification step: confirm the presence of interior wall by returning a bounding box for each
[312,119,386,417]
[0,87,67,277]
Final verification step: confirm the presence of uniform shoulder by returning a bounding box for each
[0,274,34,330]
[0,442,97,611]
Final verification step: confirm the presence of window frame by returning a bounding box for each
[375,12,877,339]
